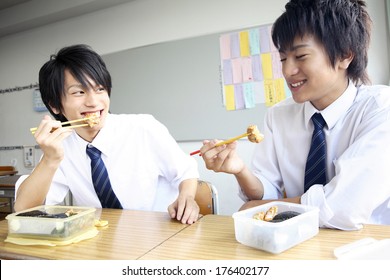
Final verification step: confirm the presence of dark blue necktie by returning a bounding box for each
[86,146,123,209]
[304,113,327,192]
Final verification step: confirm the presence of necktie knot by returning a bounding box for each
[86,146,101,161]
[311,113,326,131]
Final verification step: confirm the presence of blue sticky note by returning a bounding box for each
[249,28,260,55]
[243,83,256,108]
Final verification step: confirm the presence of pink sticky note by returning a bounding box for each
[241,57,253,82]
[231,58,243,84]
[271,52,284,79]
[219,34,231,60]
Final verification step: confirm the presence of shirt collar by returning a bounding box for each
[304,81,357,130]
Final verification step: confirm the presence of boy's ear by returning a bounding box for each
[339,52,354,69]
[50,105,60,115]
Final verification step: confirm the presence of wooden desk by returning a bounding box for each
[141,214,390,260]
[0,209,189,260]
[0,175,21,213]
[0,210,389,260]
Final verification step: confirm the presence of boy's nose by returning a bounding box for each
[85,90,98,105]
[282,60,299,77]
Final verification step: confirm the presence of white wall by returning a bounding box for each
[1,0,389,215]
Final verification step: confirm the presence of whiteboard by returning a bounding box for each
[103,33,268,141]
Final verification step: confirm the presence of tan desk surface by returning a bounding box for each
[0,209,189,260]
[1,210,389,260]
[141,214,390,260]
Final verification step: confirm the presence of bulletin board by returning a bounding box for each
[219,25,290,110]
[103,26,287,141]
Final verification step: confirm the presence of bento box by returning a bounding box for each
[6,205,96,241]
[232,201,319,254]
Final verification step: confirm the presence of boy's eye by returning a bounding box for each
[71,90,84,95]
[296,54,307,59]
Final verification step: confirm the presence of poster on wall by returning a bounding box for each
[219,25,291,111]
[33,89,48,112]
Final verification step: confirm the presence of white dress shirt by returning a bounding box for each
[246,82,390,230]
[16,114,199,212]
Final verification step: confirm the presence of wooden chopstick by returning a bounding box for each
[190,132,249,156]
[190,149,202,156]
[214,132,249,147]
[30,117,92,134]
[63,123,89,129]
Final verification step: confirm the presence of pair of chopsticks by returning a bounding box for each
[30,117,91,135]
[190,132,249,156]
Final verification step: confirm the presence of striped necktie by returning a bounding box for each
[304,113,327,192]
[86,145,123,209]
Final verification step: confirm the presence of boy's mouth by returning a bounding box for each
[290,80,306,88]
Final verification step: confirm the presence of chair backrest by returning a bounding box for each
[195,180,219,215]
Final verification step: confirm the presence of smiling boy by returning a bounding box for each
[200,0,390,230]
[14,44,200,224]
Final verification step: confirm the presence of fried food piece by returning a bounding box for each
[264,206,278,221]
[84,113,100,127]
[94,219,109,227]
[65,209,79,217]
[247,125,264,143]
[253,211,265,221]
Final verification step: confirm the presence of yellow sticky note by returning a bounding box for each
[225,85,235,110]
[261,53,273,80]
[274,78,287,103]
[239,31,250,57]
[264,80,276,107]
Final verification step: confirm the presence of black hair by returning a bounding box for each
[38,44,112,122]
[272,0,372,85]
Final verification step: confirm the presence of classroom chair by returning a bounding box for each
[195,180,219,215]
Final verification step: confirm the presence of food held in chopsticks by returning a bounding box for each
[190,125,264,156]
[30,115,100,134]
[84,112,100,128]
[246,125,263,143]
